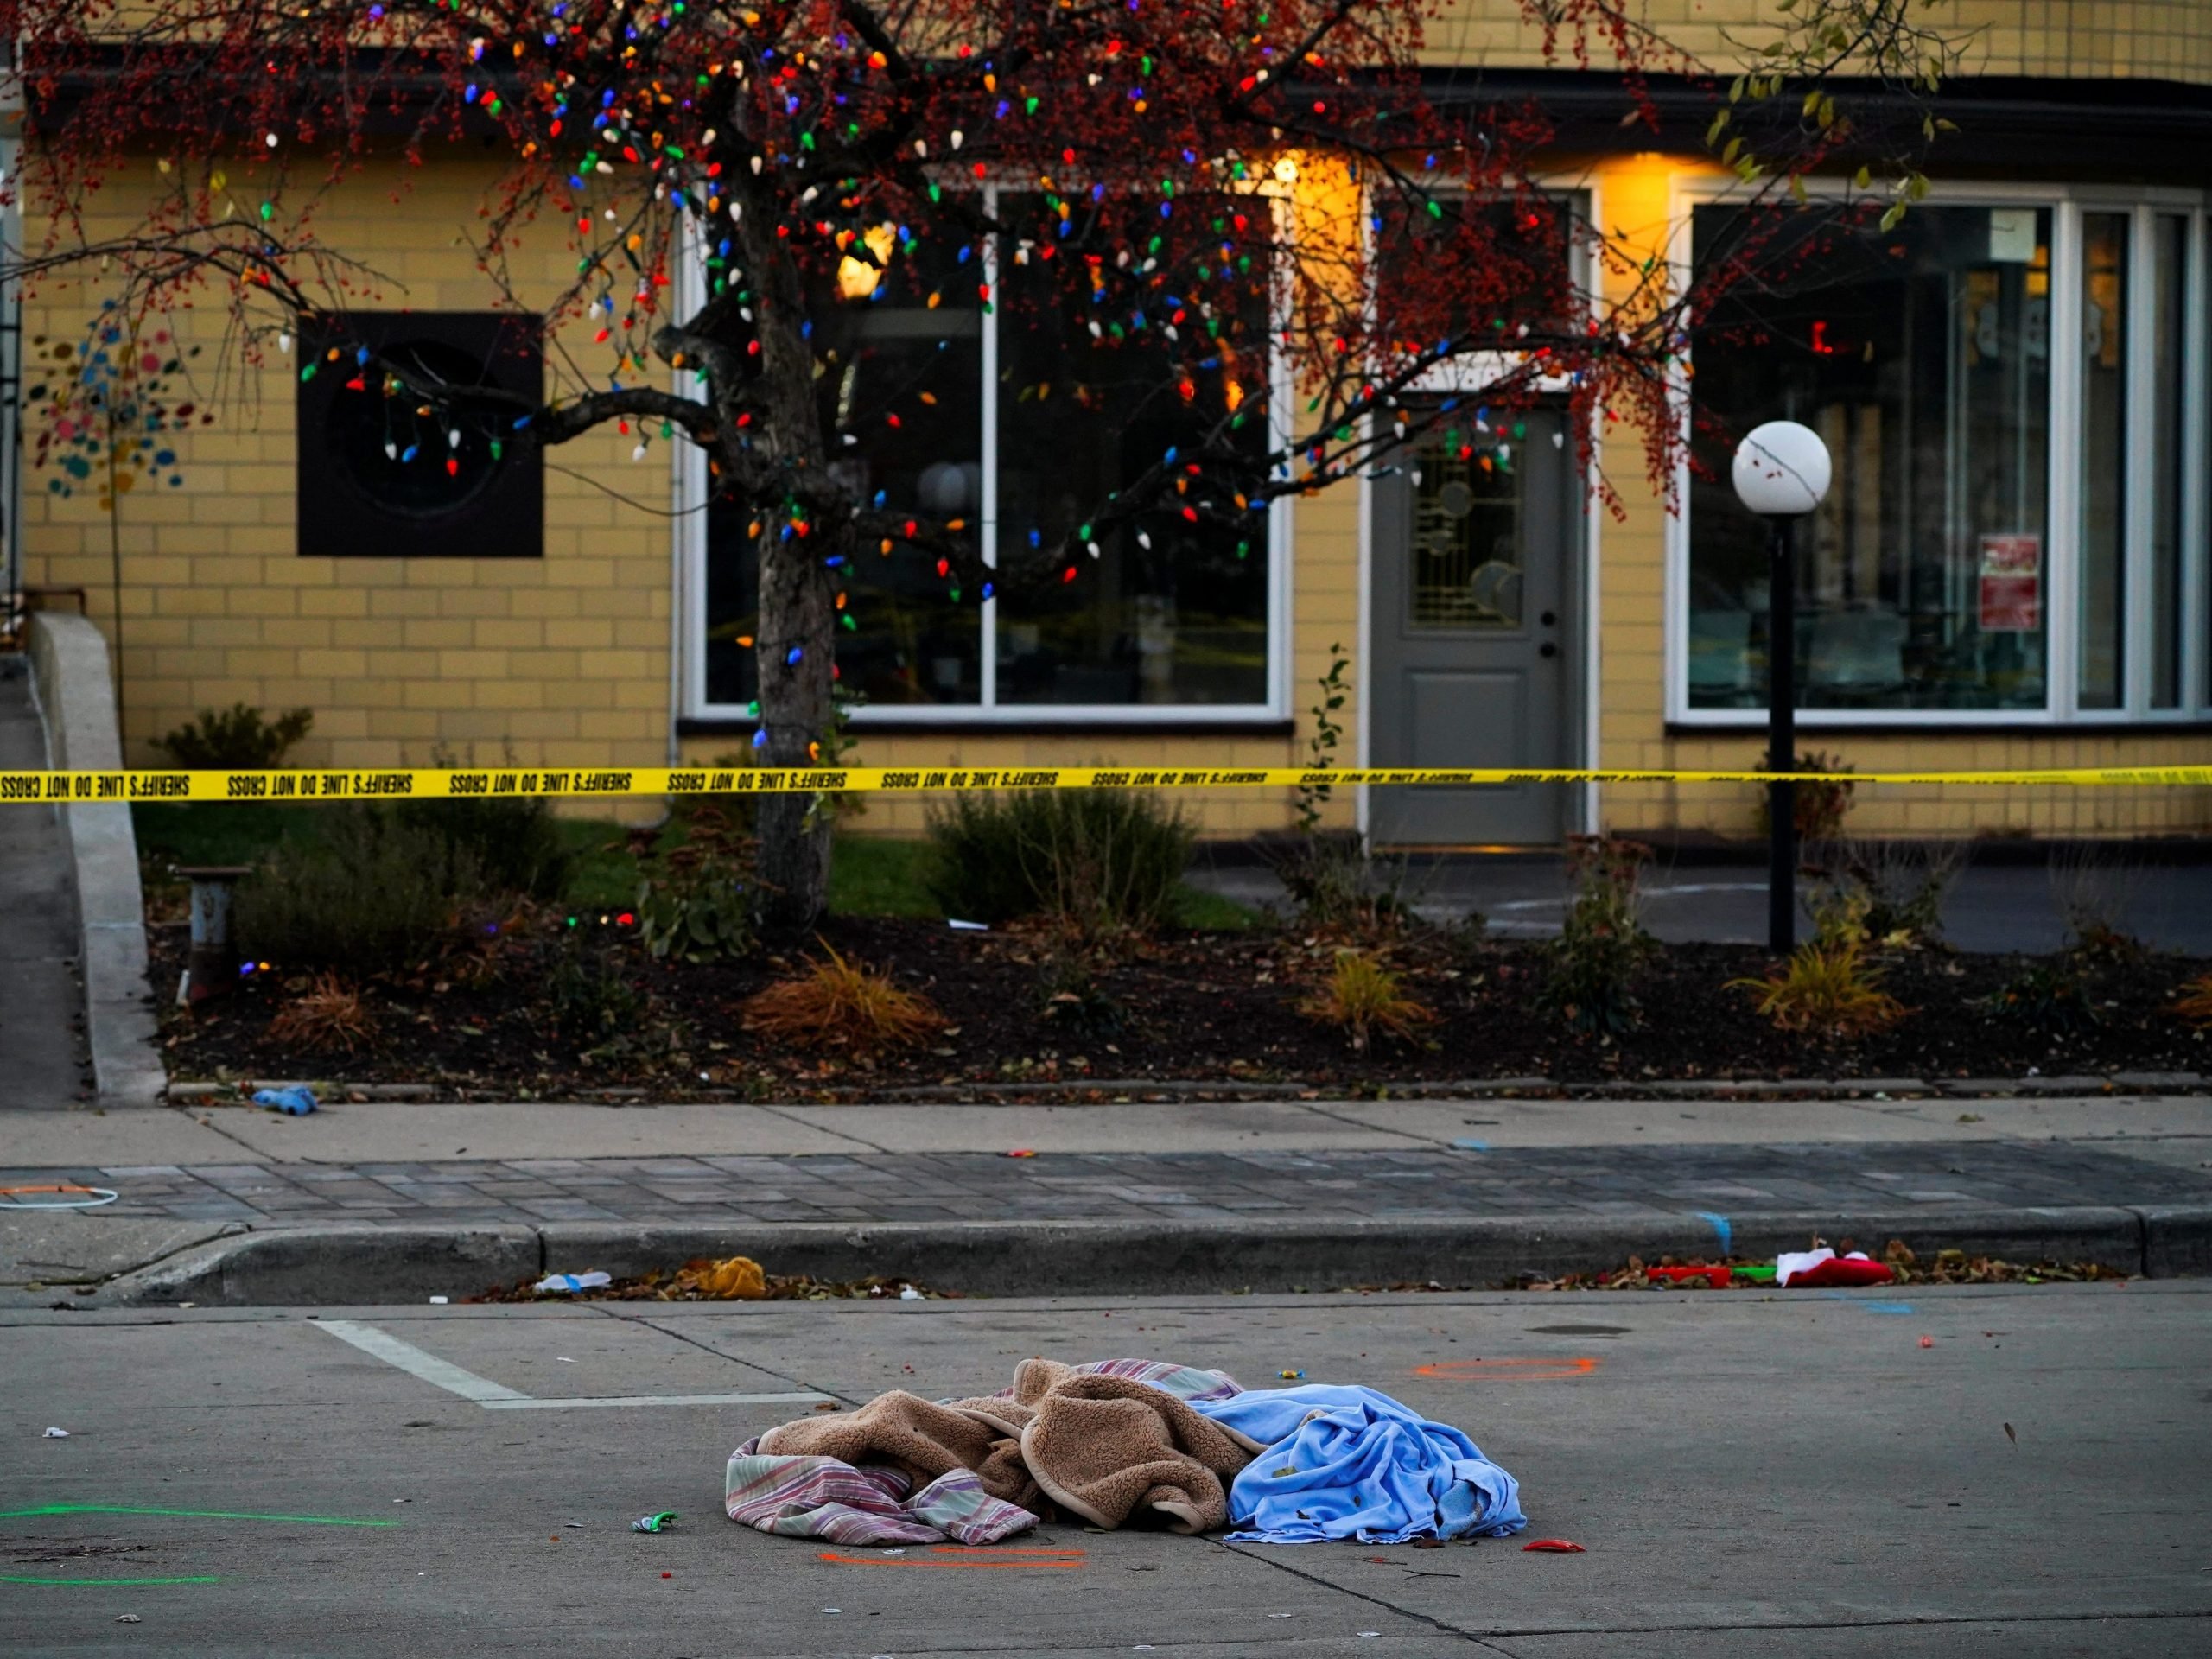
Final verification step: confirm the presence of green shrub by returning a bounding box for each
[635,803,755,962]
[1539,835,1655,1036]
[925,789,1194,934]
[1038,949,1129,1042]
[234,804,481,973]
[156,702,313,769]
[548,936,647,1046]
[637,861,754,962]
[1272,643,1408,934]
[1270,830,1411,934]
[388,748,572,900]
[1983,957,2102,1034]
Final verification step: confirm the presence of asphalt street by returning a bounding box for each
[1188,855,2212,953]
[6,1282,2209,1656]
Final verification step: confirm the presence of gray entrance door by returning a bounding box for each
[1370,405,1574,846]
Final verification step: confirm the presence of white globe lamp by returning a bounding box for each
[1728,419,1832,957]
[1731,420,1832,518]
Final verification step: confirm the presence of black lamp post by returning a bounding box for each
[1731,421,1833,957]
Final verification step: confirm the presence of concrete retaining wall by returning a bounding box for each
[27,612,165,1103]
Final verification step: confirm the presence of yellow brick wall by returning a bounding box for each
[1426,0,2212,84]
[21,158,675,820]
[1612,731,2212,838]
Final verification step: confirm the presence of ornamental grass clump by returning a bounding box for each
[741,944,944,1053]
[264,972,378,1054]
[1731,940,1905,1039]
[2171,972,2212,1030]
[1299,949,1439,1053]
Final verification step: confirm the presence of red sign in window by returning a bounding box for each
[1978,534,2042,632]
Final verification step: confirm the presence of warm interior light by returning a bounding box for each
[837,223,897,300]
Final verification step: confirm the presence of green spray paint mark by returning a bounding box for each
[2,1573,220,1586]
[0,1504,398,1528]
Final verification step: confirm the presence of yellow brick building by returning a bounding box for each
[7,3,2209,843]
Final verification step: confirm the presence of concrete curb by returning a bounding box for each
[28,613,165,1107]
[102,1224,543,1307]
[94,1202,2212,1306]
[158,1071,2211,1105]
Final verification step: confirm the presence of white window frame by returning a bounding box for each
[1352,181,1603,836]
[1665,175,2212,728]
[677,186,1294,728]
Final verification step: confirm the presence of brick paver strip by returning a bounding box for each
[4,1142,2209,1229]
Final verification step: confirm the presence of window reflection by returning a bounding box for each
[992,194,1273,706]
[703,229,983,709]
[1690,205,2053,711]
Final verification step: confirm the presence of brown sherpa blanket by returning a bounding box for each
[753,1357,1269,1533]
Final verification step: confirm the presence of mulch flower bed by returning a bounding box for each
[150,912,2209,1096]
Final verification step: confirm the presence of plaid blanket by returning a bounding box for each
[723,1454,1038,1546]
[726,1357,1247,1547]
[1000,1357,1243,1405]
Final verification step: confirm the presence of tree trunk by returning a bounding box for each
[752,514,838,939]
[715,145,846,941]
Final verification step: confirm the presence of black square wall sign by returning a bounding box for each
[296,310,543,558]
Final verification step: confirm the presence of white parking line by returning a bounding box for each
[1487,880,1767,912]
[315,1319,830,1411]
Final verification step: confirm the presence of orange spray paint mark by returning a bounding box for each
[1414,1357,1600,1381]
[817,1547,1085,1570]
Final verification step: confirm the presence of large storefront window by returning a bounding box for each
[993,195,1272,707]
[1689,203,2053,712]
[1685,191,2212,724]
[699,192,1279,722]
[703,232,983,710]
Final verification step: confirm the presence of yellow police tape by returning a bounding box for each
[3,763,2209,805]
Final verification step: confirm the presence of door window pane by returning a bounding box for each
[703,231,984,709]
[2079,211,2129,709]
[993,194,1272,706]
[1408,421,1524,629]
[1689,204,2052,711]
[2152,213,2186,709]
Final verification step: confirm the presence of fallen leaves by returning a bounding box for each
[1510,1239,2127,1293]
[472,1256,945,1304]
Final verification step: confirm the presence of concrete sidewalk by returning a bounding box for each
[3,1096,2208,1304]
[9,1091,2209,1162]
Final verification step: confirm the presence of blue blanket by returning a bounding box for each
[1192,1384,1527,1545]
